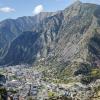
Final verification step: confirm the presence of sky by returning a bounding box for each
[0,0,100,21]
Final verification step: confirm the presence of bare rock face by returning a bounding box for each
[0,12,54,58]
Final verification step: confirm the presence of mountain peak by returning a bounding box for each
[74,0,81,3]
[72,0,82,7]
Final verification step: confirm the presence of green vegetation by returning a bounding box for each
[48,91,56,97]
[90,68,100,78]
[8,89,17,94]
[0,88,7,94]
[28,97,33,100]
[81,75,93,84]
[47,95,72,100]
[74,63,91,76]
[81,68,100,84]
[94,86,100,94]
[0,69,6,75]
[11,75,18,80]
[0,87,7,100]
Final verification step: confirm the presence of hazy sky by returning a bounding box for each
[0,0,100,21]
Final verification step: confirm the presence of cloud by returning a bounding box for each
[33,5,44,15]
[0,7,15,13]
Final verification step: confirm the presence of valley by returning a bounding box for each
[0,64,100,100]
[0,1,100,100]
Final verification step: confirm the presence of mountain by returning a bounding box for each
[0,12,55,58]
[0,1,100,83]
[0,31,41,65]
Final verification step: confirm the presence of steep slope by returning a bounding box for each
[0,1,100,75]
[0,12,64,66]
[54,2,98,62]
[0,31,41,65]
[0,12,55,57]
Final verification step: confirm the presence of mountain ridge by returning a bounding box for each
[0,2,100,76]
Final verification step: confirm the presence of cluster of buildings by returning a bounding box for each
[0,65,73,100]
[1,65,98,100]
